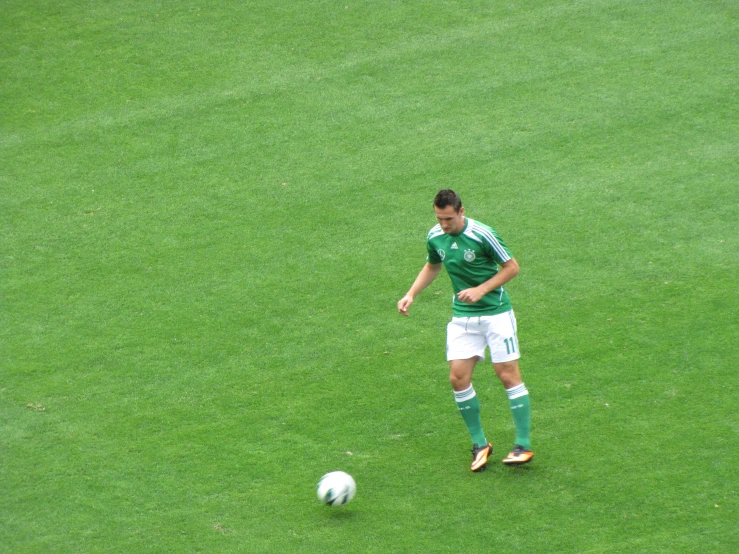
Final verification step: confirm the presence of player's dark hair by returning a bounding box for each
[434,189,463,212]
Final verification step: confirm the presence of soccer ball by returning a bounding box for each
[316,471,356,506]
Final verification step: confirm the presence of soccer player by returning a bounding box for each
[397,189,533,471]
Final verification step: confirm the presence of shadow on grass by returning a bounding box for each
[502,464,537,478]
[318,507,356,521]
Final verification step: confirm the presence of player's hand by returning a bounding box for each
[457,287,484,304]
[397,295,414,316]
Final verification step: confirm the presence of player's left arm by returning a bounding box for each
[456,258,520,304]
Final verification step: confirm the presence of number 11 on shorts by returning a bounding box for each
[504,337,517,355]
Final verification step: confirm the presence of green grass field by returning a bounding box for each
[2,1,737,551]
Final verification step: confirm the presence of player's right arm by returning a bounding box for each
[397,262,443,316]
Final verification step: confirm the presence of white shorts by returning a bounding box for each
[446,310,520,363]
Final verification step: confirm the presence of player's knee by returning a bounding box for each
[494,362,521,388]
[449,371,470,391]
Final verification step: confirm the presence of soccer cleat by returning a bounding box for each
[502,445,534,465]
[470,442,493,472]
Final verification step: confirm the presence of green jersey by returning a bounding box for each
[426,217,513,317]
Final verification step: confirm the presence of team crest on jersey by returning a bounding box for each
[437,249,446,260]
[464,249,476,262]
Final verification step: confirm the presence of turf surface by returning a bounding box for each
[2,1,737,551]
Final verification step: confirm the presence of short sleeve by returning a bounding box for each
[479,228,512,264]
[426,241,442,264]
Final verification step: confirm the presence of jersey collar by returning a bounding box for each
[448,217,469,236]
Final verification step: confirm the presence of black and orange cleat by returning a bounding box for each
[470,442,493,472]
[502,445,534,465]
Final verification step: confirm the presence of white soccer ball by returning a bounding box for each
[316,471,356,506]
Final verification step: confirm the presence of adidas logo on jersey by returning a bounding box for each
[451,242,458,249]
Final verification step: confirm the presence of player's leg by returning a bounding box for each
[494,359,532,453]
[450,358,492,471]
[449,356,476,391]
[450,357,487,448]
[493,359,522,389]
[447,318,492,471]
[484,312,534,465]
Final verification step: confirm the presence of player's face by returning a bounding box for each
[434,205,465,234]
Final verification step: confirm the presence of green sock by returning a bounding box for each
[454,385,487,446]
[507,383,531,450]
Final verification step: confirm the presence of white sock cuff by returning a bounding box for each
[454,385,476,403]
[506,383,528,400]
